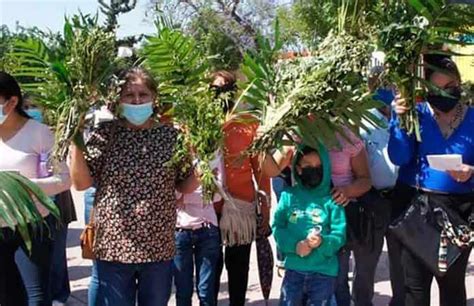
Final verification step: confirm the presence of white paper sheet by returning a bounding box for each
[426,154,463,171]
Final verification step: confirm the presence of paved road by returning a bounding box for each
[66,190,474,306]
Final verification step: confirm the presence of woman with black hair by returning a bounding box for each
[0,71,71,306]
[389,56,474,306]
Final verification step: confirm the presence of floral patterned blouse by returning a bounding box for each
[85,120,190,263]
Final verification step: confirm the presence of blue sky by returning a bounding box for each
[0,0,156,37]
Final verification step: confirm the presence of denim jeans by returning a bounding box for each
[49,223,70,303]
[84,187,99,306]
[96,260,172,306]
[0,215,54,306]
[173,225,221,306]
[280,270,336,306]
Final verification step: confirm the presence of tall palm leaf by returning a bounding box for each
[0,171,59,251]
[142,26,224,202]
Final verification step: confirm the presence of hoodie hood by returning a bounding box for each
[292,142,331,197]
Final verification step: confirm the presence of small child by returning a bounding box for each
[272,144,347,306]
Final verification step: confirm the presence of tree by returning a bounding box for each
[147,0,280,70]
[99,0,138,32]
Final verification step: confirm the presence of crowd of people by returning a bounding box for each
[0,53,473,306]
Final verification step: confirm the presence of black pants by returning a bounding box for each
[214,244,252,306]
[391,187,473,306]
[387,183,417,306]
[402,246,471,306]
[334,190,391,306]
[0,217,53,306]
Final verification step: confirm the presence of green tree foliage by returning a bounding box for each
[148,0,280,70]
[99,0,138,32]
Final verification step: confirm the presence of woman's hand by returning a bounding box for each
[392,94,409,115]
[332,187,350,206]
[448,164,472,183]
[296,240,312,257]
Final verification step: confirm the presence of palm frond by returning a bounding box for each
[7,17,118,163]
[142,26,224,202]
[0,171,59,251]
[240,27,383,153]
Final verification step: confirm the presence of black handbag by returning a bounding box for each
[388,193,471,277]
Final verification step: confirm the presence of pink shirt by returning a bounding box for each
[175,154,223,229]
[0,120,71,226]
[329,130,365,187]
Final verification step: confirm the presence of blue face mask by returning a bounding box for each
[0,104,8,125]
[373,88,395,105]
[26,108,44,123]
[121,102,154,126]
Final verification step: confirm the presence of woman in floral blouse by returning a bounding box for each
[70,67,198,306]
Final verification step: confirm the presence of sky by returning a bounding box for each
[0,0,156,38]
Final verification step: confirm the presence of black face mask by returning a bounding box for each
[299,166,323,189]
[427,86,461,113]
[211,84,236,113]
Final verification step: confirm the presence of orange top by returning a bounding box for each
[223,115,271,204]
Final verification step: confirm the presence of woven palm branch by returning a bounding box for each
[0,171,59,251]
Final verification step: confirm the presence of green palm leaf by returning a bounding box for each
[0,171,58,251]
[142,26,224,203]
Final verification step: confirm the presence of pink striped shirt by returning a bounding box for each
[329,130,365,187]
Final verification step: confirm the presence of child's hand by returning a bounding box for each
[296,240,312,257]
[306,234,323,249]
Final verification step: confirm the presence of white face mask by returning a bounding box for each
[0,104,8,125]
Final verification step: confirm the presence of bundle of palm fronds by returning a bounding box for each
[240,25,382,153]
[7,14,119,162]
[142,25,225,202]
[0,171,59,251]
[376,0,474,141]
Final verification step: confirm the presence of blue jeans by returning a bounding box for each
[49,223,70,303]
[96,260,172,306]
[84,187,100,306]
[0,215,54,306]
[173,225,220,306]
[280,270,336,306]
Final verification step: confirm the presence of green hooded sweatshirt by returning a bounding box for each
[272,143,346,276]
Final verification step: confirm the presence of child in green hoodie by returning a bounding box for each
[272,144,347,306]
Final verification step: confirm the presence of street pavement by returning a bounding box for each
[66,190,474,306]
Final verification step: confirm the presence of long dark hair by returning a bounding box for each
[0,71,30,118]
[424,55,461,83]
